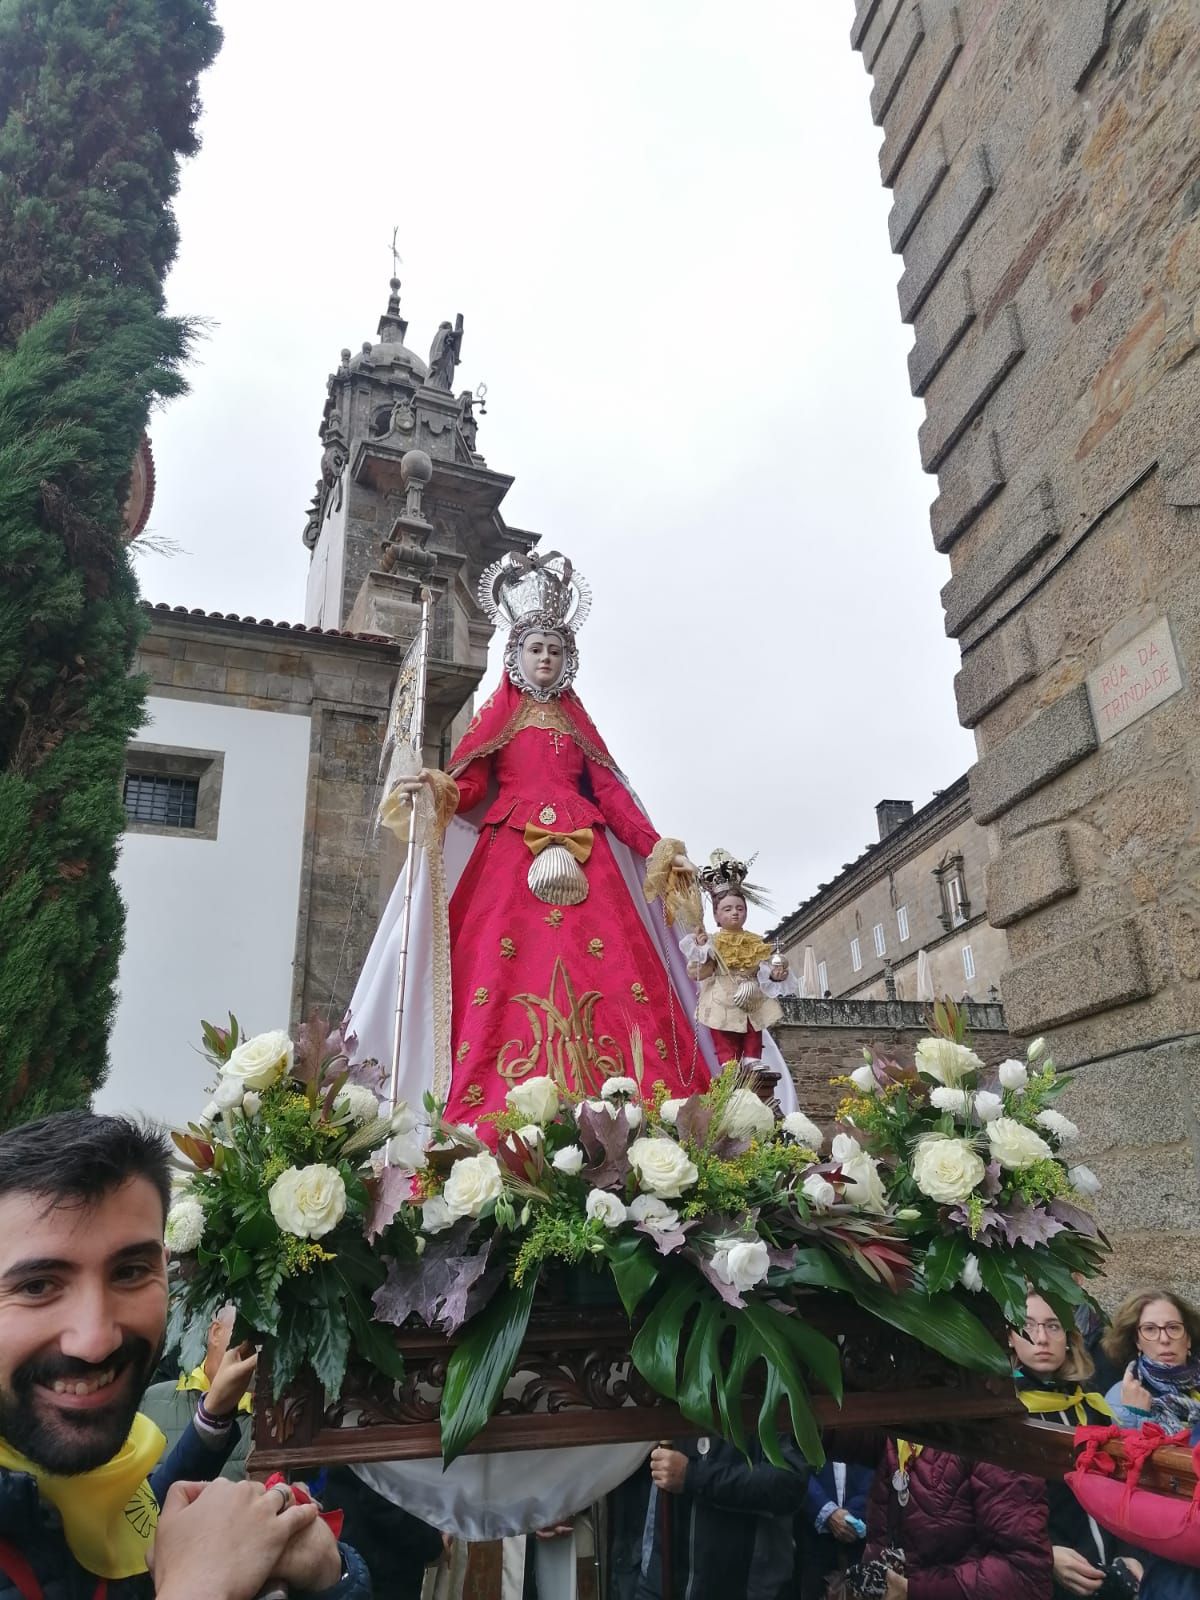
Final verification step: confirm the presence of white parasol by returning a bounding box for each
[802,946,820,998]
[916,948,935,1002]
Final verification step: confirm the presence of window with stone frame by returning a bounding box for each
[897,904,910,942]
[850,936,862,973]
[121,742,224,841]
[872,922,886,957]
[962,944,976,982]
[933,852,970,931]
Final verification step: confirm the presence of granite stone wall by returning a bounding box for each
[850,0,1200,1298]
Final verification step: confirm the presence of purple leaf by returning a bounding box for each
[686,1247,747,1308]
[674,1094,713,1149]
[996,1199,1067,1248]
[365,1164,415,1242]
[294,1010,350,1088]
[372,1223,492,1333]
[981,1160,1003,1199]
[636,1222,688,1256]
[1049,1197,1099,1238]
[577,1102,632,1189]
[948,1201,1005,1240]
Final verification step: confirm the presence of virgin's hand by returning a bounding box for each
[1121,1365,1153,1412]
[394,768,437,796]
[673,854,696,874]
[769,960,787,981]
[1051,1546,1105,1594]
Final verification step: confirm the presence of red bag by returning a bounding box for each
[1066,1423,1200,1568]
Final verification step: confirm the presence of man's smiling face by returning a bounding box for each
[0,1177,168,1474]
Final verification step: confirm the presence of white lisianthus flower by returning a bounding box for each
[442,1152,504,1219]
[1026,1037,1048,1062]
[164,1198,206,1253]
[241,1090,262,1118]
[830,1133,888,1214]
[391,1104,418,1135]
[586,1190,627,1229]
[801,1173,837,1210]
[973,1090,1003,1122]
[1035,1110,1079,1143]
[987,1117,1053,1170]
[930,1087,970,1117]
[505,1076,560,1123]
[213,1077,245,1111]
[850,1064,877,1094]
[914,1038,984,1086]
[717,1089,776,1142]
[268,1163,347,1239]
[659,1099,685,1127]
[551,1144,585,1175]
[711,1236,771,1294]
[628,1194,680,1230]
[514,1124,543,1148]
[959,1253,984,1293]
[387,1128,426,1170]
[600,1076,638,1099]
[222,1029,293,1091]
[624,1104,644,1130]
[420,1194,455,1233]
[997,1059,1028,1092]
[1069,1164,1101,1197]
[335,1084,381,1127]
[782,1111,823,1148]
[628,1137,699,1198]
[912,1136,986,1205]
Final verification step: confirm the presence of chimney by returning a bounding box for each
[875,799,914,841]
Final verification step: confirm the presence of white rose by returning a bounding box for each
[973,1090,1003,1122]
[1026,1036,1048,1062]
[802,1174,836,1210]
[552,1144,585,1175]
[164,1198,205,1253]
[213,1077,245,1111]
[420,1194,455,1233]
[1069,1164,1101,1197]
[242,1091,262,1118]
[987,1117,1053,1170]
[600,1076,638,1099]
[930,1087,969,1117]
[830,1134,888,1214]
[628,1194,679,1230]
[998,1059,1028,1092]
[586,1190,627,1229]
[659,1099,685,1126]
[711,1236,771,1294]
[442,1152,504,1219]
[387,1128,426,1170]
[222,1029,293,1091]
[717,1089,776,1142]
[505,1076,560,1123]
[959,1253,983,1293]
[1036,1110,1079,1143]
[268,1163,347,1239]
[335,1084,381,1126]
[782,1111,823,1148]
[850,1064,877,1094]
[912,1136,986,1204]
[914,1038,983,1086]
[628,1136,699,1198]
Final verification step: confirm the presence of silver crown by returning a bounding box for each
[477,550,592,634]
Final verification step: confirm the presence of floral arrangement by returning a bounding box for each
[167,1003,1107,1467]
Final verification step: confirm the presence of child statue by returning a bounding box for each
[682,853,798,1065]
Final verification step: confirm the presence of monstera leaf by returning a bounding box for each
[439,1274,538,1466]
[630,1261,842,1468]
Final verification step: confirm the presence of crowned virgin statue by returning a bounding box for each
[346,551,722,1131]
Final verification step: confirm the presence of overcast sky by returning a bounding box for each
[138,0,975,923]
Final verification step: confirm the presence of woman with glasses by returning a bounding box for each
[1010,1291,1146,1597]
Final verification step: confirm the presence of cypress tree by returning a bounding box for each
[0,1,221,1124]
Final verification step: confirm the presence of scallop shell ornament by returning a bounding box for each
[527,844,589,906]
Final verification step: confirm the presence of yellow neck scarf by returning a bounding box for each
[0,1413,165,1580]
[896,1439,924,1474]
[176,1365,252,1414]
[1019,1385,1113,1427]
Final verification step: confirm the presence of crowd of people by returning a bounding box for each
[0,1108,1197,1600]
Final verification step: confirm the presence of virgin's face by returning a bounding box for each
[1009,1292,1068,1377]
[521,631,565,691]
[1136,1297,1190,1367]
[715,894,748,930]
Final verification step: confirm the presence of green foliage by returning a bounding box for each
[440,1276,538,1466]
[0,0,220,1120]
[0,0,221,341]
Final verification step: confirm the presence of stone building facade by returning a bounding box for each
[769,778,1008,1005]
[850,0,1200,1297]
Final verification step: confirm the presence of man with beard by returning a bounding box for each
[0,1111,370,1600]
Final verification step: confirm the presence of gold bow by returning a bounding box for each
[524,823,593,864]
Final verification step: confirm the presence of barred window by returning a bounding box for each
[123,772,200,829]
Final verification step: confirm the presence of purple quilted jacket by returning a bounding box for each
[863,1442,1052,1600]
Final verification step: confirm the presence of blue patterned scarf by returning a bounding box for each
[1137,1352,1200,1432]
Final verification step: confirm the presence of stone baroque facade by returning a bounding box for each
[770,779,1008,1005]
[850,0,1200,1297]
